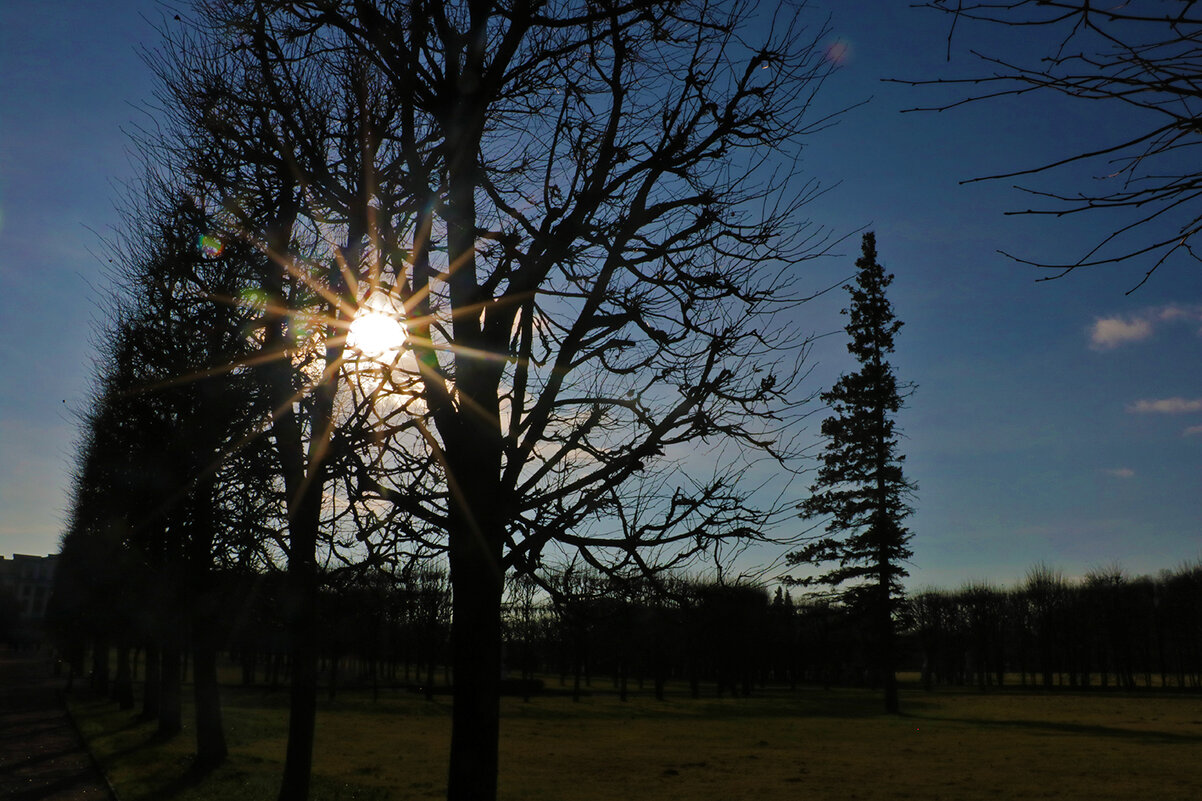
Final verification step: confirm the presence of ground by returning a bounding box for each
[0,649,114,801]
[57,663,1202,801]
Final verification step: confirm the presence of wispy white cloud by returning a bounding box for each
[1184,425,1202,437]
[1103,467,1135,478]
[1089,304,1202,350]
[1127,397,1202,414]
[1158,305,1194,322]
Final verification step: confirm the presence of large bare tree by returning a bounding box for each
[147,1,841,798]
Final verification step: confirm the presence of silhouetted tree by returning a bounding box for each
[1021,564,1069,687]
[504,572,544,701]
[143,3,842,799]
[113,191,283,766]
[140,2,842,797]
[910,1,1202,288]
[56,182,280,767]
[788,232,916,713]
[142,12,412,794]
[52,324,158,706]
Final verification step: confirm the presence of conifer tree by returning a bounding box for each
[789,232,915,713]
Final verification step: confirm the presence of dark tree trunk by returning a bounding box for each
[445,520,504,801]
[141,640,161,721]
[278,514,319,801]
[572,652,582,702]
[879,581,900,715]
[439,138,506,798]
[882,645,899,713]
[185,479,227,770]
[159,638,183,738]
[64,642,84,693]
[193,638,228,769]
[269,652,282,689]
[90,636,110,695]
[242,650,257,686]
[113,642,135,710]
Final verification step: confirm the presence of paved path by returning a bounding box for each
[0,649,115,801]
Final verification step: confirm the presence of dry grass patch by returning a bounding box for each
[72,682,1202,800]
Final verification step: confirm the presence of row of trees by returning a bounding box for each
[911,564,1202,691]
[55,556,1202,718]
[53,197,278,768]
[57,2,844,799]
[56,217,921,793]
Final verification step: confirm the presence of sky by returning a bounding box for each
[1,1,1199,591]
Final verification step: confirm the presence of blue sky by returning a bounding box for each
[1,1,1199,591]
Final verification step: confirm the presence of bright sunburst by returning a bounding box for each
[347,300,406,359]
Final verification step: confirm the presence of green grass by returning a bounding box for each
[71,674,1202,801]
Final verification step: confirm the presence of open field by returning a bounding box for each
[71,676,1202,801]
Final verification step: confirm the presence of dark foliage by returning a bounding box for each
[787,232,915,713]
[906,563,1202,691]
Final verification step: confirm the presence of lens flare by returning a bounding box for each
[198,233,224,258]
[238,287,267,309]
[290,314,315,343]
[824,38,852,66]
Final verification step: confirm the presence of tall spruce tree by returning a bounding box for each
[789,232,915,713]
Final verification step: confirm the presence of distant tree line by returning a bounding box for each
[907,564,1202,691]
[53,554,1202,715]
[51,559,827,704]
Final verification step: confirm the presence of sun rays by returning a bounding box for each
[347,296,407,359]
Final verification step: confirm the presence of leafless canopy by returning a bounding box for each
[150,0,840,579]
[135,3,844,796]
[903,1,1202,290]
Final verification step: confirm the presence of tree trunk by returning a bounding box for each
[445,522,504,801]
[113,641,135,710]
[159,637,183,738]
[141,640,160,721]
[193,638,228,769]
[278,515,319,801]
[90,635,110,695]
[572,645,583,703]
[242,650,257,686]
[879,584,900,715]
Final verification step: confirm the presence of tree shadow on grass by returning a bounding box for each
[139,757,224,800]
[100,728,184,762]
[903,714,1202,744]
[0,743,90,773]
[6,770,113,801]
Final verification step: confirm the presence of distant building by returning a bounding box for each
[0,553,58,621]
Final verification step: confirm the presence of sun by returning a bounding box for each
[347,301,406,359]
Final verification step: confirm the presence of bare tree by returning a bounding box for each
[142,1,841,798]
[907,0,1202,289]
[291,4,840,797]
[140,10,418,796]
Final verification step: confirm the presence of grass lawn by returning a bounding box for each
[70,675,1202,800]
